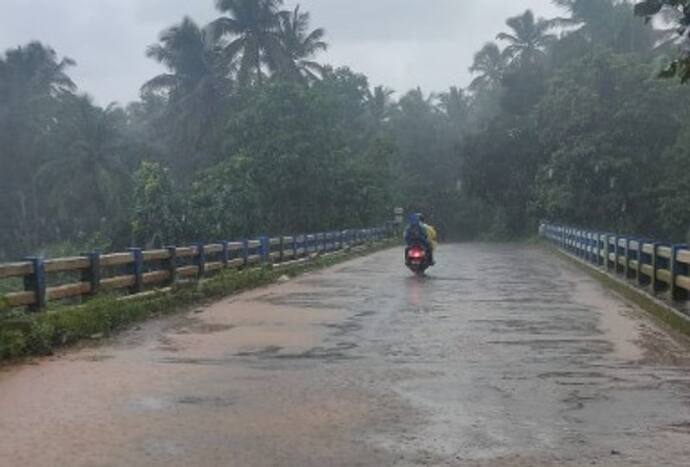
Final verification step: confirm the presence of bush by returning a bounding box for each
[0,329,27,359]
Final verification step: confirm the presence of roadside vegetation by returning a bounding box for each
[2,0,690,264]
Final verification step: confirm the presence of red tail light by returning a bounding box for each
[409,247,425,259]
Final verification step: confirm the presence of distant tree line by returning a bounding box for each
[1,0,690,260]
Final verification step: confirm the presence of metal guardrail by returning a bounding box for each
[540,224,690,303]
[0,226,393,311]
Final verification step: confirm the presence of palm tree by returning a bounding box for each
[550,0,655,53]
[366,85,394,122]
[210,0,285,86]
[0,41,75,103]
[0,41,76,128]
[497,10,557,66]
[37,95,130,237]
[144,17,229,168]
[277,5,328,81]
[437,86,469,125]
[469,42,508,91]
[0,42,77,252]
[144,16,227,102]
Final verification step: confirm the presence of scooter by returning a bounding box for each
[405,244,432,276]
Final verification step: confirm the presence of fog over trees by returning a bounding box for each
[2,0,690,260]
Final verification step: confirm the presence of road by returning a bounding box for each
[2,244,690,467]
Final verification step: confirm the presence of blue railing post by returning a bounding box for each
[670,244,689,301]
[81,250,101,296]
[292,236,298,259]
[221,241,229,268]
[128,248,143,294]
[242,239,249,267]
[619,237,627,276]
[651,243,663,293]
[604,234,611,271]
[612,236,620,274]
[625,238,633,279]
[23,256,46,311]
[586,231,592,262]
[260,236,270,264]
[564,227,569,251]
[194,243,206,277]
[637,239,649,287]
[165,246,177,285]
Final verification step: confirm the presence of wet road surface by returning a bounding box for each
[2,244,690,466]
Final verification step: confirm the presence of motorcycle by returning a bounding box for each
[405,244,432,276]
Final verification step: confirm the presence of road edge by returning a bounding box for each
[543,244,690,337]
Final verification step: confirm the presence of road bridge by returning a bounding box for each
[1,244,690,466]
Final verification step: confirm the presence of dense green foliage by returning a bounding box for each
[634,0,690,81]
[2,0,690,261]
[461,0,690,241]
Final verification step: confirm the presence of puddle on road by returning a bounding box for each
[73,354,115,362]
[173,322,236,335]
[176,395,236,407]
[127,396,173,412]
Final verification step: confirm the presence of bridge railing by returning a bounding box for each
[540,223,690,304]
[0,226,393,311]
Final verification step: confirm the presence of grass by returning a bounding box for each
[0,240,398,361]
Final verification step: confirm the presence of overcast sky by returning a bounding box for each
[0,0,563,105]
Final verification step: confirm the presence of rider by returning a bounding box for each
[404,213,438,265]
